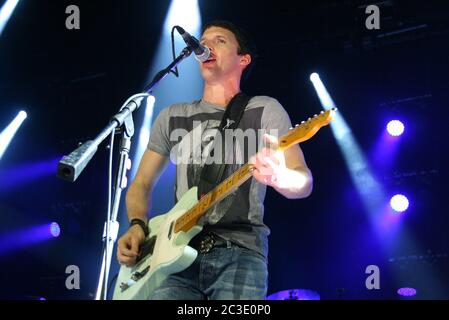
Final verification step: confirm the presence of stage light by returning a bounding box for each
[390,194,409,213]
[0,157,60,193]
[0,0,20,35]
[137,0,203,216]
[397,287,417,297]
[0,223,61,256]
[310,72,385,218]
[50,222,61,238]
[309,73,335,110]
[164,0,201,35]
[0,110,28,160]
[18,110,27,120]
[310,73,320,82]
[387,120,404,136]
[138,96,156,151]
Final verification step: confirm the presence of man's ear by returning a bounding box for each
[240,54,251,67]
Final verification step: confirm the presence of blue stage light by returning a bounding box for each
[50,222,61,238]
[390,194,409,213]
[0,0,20,36]
[387,120,404,136]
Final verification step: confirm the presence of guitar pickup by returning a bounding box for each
[135,236,156,264]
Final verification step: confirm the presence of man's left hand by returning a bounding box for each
[250,134,287,187]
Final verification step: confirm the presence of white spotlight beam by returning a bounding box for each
[0,0,20,35]
[310,73,385,216]
[164,0,201,35]
[310,73,335,109]
[131,96,156,179]
[137,0,203,215]
[0,110,27,159]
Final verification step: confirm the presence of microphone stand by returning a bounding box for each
[57,46,194,300]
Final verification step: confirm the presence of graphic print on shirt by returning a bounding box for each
[173,118,241,224]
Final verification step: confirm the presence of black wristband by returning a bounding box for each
[129,218,149,237]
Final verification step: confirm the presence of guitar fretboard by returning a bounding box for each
[174,163,253,233]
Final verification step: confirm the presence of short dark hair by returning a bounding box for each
[202,20,258,82]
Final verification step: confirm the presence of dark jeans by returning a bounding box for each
[148,241,268,300]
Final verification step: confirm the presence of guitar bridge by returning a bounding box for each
[120,265,151,293]
[131,265,151,281]
[120,282,130,292]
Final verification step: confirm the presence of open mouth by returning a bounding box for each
[203,56,216,64]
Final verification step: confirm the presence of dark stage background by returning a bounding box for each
[0,0,448,300]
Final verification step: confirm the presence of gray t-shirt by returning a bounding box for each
[148,95,292,258]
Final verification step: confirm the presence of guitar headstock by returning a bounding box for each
[278,108,337,151]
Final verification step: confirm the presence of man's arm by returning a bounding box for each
[272,143,313,199]
[117,149,168,267]
[126,149,169,223]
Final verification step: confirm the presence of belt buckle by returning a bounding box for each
[198,233,216,254]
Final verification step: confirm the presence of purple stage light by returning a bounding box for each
[390,194,409,213]
[0,224,59,256]
[50,222,61,238]
[266,289,320,300]
[0,157,60,193]
[397,287,417,297]
[387,120,404,136]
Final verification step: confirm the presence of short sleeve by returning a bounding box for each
[260,97,293,139]
[147,107,171,156]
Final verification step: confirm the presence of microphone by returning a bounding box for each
[175,26,210,62]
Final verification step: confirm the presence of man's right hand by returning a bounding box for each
[117,225,146,267]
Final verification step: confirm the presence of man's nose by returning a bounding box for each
[208,46,216,58]
[202,40,215,53]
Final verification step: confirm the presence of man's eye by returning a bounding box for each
[218,39,226,44]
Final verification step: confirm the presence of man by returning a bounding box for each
[117,20,313,300]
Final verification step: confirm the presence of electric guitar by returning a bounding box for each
[113,108,336,300]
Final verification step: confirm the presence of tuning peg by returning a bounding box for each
[295,124,299,127]
[307,118,311,121]
[301,121,306,124]
[320,111,324,114]
[313,114,318,118]
[289,127,293,130]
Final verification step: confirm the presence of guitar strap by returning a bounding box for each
[197,92,252,200]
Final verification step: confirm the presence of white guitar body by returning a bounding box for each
[113,187,202,300]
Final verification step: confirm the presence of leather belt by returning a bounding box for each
[189,232,229,254]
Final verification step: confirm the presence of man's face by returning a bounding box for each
[199,26,250,82]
